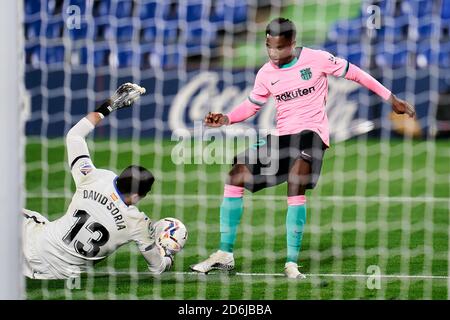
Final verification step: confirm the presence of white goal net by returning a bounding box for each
[22,0,450,300]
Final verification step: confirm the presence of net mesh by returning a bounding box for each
[23,0,450,300]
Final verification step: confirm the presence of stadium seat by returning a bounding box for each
[416,41,438,68]
[94,48,111,67]
[140,25,156,43]
[46,0,64,15]
[375,42,409,68]
[68,23,88,40]
[116,25,134,42]
[156,24,179,45]
[25,0,41,15]
[117,49,134,68]
[442,21,450,40]
[381,15,410,41]
[327,18,363,43]
[345,43,364,66]
[441,0,450,20]
[45,46,65,64]
[186,3,203,22]
[209,1,225,25]
[163,2,179,21]
[25,45,41,67]
[401,0,433,18]
[25,21,41,40]
[139,1,157,20]
[67,0,86,14]
[45,21,64,39]
[115,0,134,19]
[439,42,450,68]
[186,26,218,56]
[95,23,112,41]
[93,0,111,17]
[224,3,248,24]
[71,47,88,66]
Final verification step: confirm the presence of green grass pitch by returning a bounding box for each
[24,137,449,299]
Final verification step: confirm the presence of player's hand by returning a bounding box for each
[389,94,416,118]
[204,112,229,127]
[110,83,146,111]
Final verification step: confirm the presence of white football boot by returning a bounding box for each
[284,262,306,279]
[190,250,235,273]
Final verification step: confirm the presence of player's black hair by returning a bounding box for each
[116,165,154,197]
[265,17,297,41]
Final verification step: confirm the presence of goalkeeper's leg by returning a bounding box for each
[190,164,251,273]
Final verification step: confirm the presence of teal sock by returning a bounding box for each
[286,204,307,263]
[219,197,244,253]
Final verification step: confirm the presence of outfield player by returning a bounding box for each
[23,83,177,279]
[191,18,416,278]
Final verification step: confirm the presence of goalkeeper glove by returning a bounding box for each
[95,83,146,118]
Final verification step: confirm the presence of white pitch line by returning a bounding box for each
[26,193,450,204]
[91,271,450,280]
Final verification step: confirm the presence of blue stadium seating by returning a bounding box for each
[224,2,247,24]
[116,0,134,19]
[117,48,134,68]
[25,21,41,40]
[67,0,87,14]
[93,0,111,17]
[25,45,40,67]
[116,25,134,42]
[72,47,88,65]
[186,25,218,56]
[23,0,251,70]
[328,18,364,43]
[46,21,64,39]
[139,2,157,20]
[439,42,450,68]
[140,26,156,43]
[46,46,65,64]
[375,41,409,68]
[94,48,111,67]
[94,23,112,41]
[186,3,203,22]
[401,0,433,18]
[442,0,450,20]
[68,23,88,40]
[25,0,41,15]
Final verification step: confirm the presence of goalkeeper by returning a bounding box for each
[191,18,416,278]
[23,83,176,279]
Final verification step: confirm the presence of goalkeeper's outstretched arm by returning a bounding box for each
[66,83,146,184]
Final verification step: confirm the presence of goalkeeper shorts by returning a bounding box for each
[233,130,327,193]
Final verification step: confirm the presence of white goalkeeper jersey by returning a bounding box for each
[23,117,168,279]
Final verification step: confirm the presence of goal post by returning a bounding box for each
[0,0,24,300]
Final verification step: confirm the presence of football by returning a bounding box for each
[152,217,188,254]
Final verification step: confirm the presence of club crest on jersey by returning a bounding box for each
[300,68,312,80]
[79,160,93,175]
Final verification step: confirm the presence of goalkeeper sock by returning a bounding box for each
[95,99,113,118]
[286,195,307,263]
[219,184,244,253]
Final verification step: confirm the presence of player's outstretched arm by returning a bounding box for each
[388,94,416,118]
[66,83,146,184]
[204,99,263,127]
[343,63,416,118]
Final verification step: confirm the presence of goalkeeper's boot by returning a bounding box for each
[190,250,235,274]
[284,262,306,279]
